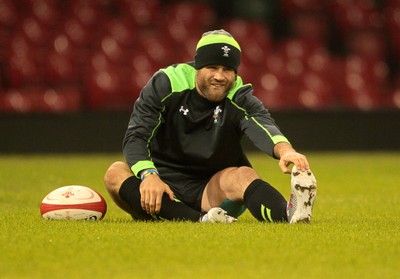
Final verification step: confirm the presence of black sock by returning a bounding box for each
[119,176,201,221]
[243,179,288,222]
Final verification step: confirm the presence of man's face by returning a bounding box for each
[195,65,236,102]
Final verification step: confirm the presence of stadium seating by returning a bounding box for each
[0,86,82,113]
[0,0,398,112]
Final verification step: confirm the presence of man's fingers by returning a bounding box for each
[140,191,146,211]
[279,152,310,173]
[154,195,162,214]
[294,158,309,171]
[140,180,174,215]
[167,189,175,201]
[148,192,159,214]
[147,192,164,214]
[146,196,152,214]
[141,191,153,214]
[279,159,291,174]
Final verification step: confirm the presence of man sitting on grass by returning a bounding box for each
[104,29,317,223]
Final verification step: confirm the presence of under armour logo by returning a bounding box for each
[179,106,189,115]
[221,46,230,57]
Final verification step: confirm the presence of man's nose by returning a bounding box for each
[213,69,224,80]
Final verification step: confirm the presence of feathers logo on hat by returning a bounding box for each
[221,46,231,57]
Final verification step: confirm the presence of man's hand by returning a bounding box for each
[274,142,310,174]
[139,174,174,215]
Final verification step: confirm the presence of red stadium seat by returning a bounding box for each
[339,54,387,109]
[176,35,198,63]
[6,37,46,86]
[281,0,326,15]
[137,30,177,68]
[49,32,92,71]
[0,0,18,27]
[128,53,155,73]
[45,49,77,84]
[161,14,203,45]
[285,58,306,83]
[240,37,273,68]
[62,17,99,48]
[385,4,400,30]
[296,71,337,110]
[237,62,257,85]
[384,4,400,59]
[0,86,83,113]
[306,48,332,75]
[99,35,129,64]
[0,26,9,58]
[17,16,52,46]
[386,74,400,109]
[390,32,400,59]
[85,58,136,110]
[390,88,400,109]
[0,88,33,112]
[88,51,115,73]
[296,88,334,110]
[67,0,106,29]
[104,18,137,48]
[345,28,386,60]
[44,34,82,84]
[329,0,384,34]
[341,86,383,110]
[40,86,83,112]
[289,11,329,44]
[344,55,389,88]
[166,2,216,29]
[278,38,324,60]
[253,73,291,110]
[27,0,61,27]
[85,65,122,109]
[117,0,162,27]
[125,67,152,101]
[271,39,327,86]
[51,34,77,59]
[223,19,271,46]
[263,54,288,81]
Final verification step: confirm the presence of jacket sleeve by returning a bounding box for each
[123,71,171,176]
[234,86,290,158]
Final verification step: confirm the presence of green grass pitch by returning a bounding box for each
[1,152,399,279]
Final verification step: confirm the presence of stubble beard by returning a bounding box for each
[197,81,233,103]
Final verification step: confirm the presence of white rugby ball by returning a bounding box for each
[40,185,107,220]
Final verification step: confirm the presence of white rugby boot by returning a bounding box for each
[200,207,237,223]
[287,165,317,223]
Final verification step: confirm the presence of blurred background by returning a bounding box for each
[0,0,399,152]
[1,0,400,112]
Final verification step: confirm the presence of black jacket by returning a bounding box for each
[123,62,290,180]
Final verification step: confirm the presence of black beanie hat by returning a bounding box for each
[194,30,241,72]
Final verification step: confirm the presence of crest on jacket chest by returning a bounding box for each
[213,105,222,124]
[179,106,190,115]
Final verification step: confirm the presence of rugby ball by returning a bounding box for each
[40,185,107,220]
